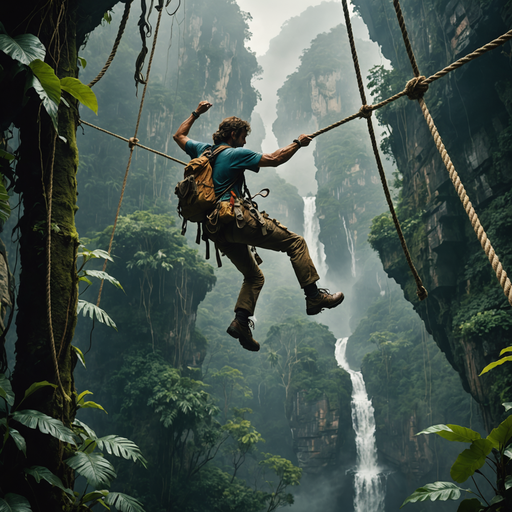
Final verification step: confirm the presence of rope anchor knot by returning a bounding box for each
[358,104,373,119]
[405,76,429,100]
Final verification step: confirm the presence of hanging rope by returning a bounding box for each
[390,0,512,307]
[80,119,187,165]
[335,0,427,301]
[96,4,165,307]
[88,0,133,88]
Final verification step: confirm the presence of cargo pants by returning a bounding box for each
[206,203,320,316]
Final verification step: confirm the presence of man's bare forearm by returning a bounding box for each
[259,134,313,168]
[173,100,213,151]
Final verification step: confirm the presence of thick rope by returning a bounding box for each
[46,133,71,401]
[88,1,133,88]
[96,5,165,307]
[391,0,512,306]
[338,0,427,301]
[80,119,187,165]
[311,28,512,138]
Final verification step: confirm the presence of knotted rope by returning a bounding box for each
[391,0,512,307]
[96,4,165,307]
[336,0,428,301]
[88,1,133,88]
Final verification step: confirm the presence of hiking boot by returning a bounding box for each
[227,318,260,352]
[306,289,344,316]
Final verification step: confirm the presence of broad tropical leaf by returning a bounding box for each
[77,390,93,404]
[73,418,97,439]
[504,402,512,412]
[479,355,512,376]
[80,401,107,414]
[25,466,74,498]
[28,75,59,130]
[0,373,14,406]
[0,149,14,161]
[416,424,481,443]
[456,498,484,512]
[95,435,147,467]
[29,59,61,105]
[401,482,470,507]
[13,410,77,445]
[78,247,113,262]
[9,427,26,456]
[66,451,117,488]
[77,300,117,330]
[487,415,512,450]
[72,345,86,368]
[505,475,512,490]
[450,439,493,483]
[60,77,98,114]
[505,445,512,459]
[82,490,108,504]
[0,493,31,512]
[0,33,45,65]
[20,380,57,406]
[83,270,123,290]
[105,492,146,512]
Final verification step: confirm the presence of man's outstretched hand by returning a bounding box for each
[297,134,312,147]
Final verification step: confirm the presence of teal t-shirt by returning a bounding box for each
[185,140,262,200]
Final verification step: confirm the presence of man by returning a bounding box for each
[174,101,344,352]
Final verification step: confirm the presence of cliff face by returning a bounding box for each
[353,0,512,429]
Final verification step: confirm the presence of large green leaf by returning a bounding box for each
[479,355,512,376]
[65,451,117,488]
[487,415,512,450]
[0,493,31,512]
[95,435,147,467]
[456,498,484,512]
[25,466,74,498]
[77,300,117,330]
[12,410,77,445]
[105,492,146,512]
[505,475,512,490]
[72,345,87,368]
[81,490,109,504]
[60,77,98,114]
[416,424,481,443]
[83,270,124,290]
[28,74,59,131]
[9,427,26,456]
[80,401,107,414]
[78,247,113,262]
[401,482,469,507]
[0,149,14,161]
[29,59,60,104]
[73,418,97,440]
[0,373,14,406]
[0,33,45,65]
[19,381,57,407]
[450,439,493,483]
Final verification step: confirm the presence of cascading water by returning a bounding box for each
[303,196,328,280]
[335,338,385,512]
[342,216,357,278]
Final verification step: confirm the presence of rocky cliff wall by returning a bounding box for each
[353,0,512,430]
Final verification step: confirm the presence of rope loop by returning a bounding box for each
[358,104,373,119]
[417,285,428,301]
[128,137,139,149]
[405,76,429,100]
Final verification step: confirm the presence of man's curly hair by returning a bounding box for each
[213,117,251,144]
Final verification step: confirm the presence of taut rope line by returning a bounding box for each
[96,4,165,307]
[339,0,427,301]
[390,0,512,307]
[80,119,187,165]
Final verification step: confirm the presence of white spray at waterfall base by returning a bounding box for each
[335,338,386,512]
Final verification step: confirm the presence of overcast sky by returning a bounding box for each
[236,0,344,56]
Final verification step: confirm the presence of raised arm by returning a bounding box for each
[173,100,213,151]
[258,134,312,167]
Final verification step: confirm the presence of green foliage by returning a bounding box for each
[24,466,74,499]
[401,482,471,507]
[0,494,31,512]
[458,311,512,339]
[77,299,117,330]
[480,347,512,376]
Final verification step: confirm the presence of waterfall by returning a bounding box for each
[335,338,385,512]
[303,196,328,280]
[342,216,357,278]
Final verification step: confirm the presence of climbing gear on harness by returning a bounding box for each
[227,318,260,352]
[306,289,344,316]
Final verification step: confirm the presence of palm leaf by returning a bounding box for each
[105,492,146,512]
[401,482,470,507]
[25,466,74,498]
[95,435,147,467]
[12,410,77,445]
[83,270,123,291]
[77,300,117,330]
[65,451,117,488]
[0,493,32,512]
